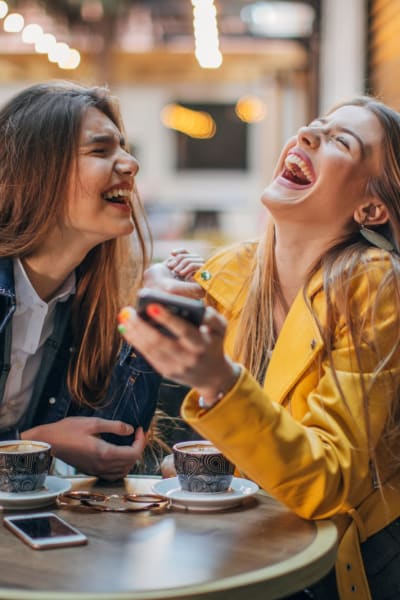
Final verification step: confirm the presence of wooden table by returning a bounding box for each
[0,476,338,600]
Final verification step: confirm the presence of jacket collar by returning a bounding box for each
[196,243,325,404]
[0,257,15,299]
[264,273,324,403]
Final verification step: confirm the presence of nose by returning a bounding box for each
[115,149,139,177]
[297,126,321,150]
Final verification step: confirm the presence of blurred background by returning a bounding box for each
[0,0,396,258]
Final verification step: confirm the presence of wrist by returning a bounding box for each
[198,362,241,410]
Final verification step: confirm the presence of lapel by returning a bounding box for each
[264,271,325,404]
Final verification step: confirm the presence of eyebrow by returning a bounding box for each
[316,118,367,158]
[82,133,126,146]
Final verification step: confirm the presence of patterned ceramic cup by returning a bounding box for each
[173,440,234,493]
[0,440,52,493]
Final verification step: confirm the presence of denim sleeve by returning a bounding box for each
[88,347,162,446]
[34,344,162,447]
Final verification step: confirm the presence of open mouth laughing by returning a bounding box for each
[102,186,132,206]
[279,150,316,189]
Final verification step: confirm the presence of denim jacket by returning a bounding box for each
[0,258,161,445]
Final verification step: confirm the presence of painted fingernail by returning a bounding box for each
[117,324,126,334]
[118,307,134,324]
[147,304,161,317]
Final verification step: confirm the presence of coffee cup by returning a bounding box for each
[173,440,234,493]
[0,440,52,493]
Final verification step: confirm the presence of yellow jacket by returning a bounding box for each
[181,241,400,600]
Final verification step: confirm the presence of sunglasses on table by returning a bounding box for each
[57,490,169,513]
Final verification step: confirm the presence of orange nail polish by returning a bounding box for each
[118,307,133,324]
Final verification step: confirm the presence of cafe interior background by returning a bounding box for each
[0,0,398,471]
[0,0,397,262]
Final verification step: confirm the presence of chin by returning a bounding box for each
[261,187,299,208]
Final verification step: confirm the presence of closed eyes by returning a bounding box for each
[334,136,350,149]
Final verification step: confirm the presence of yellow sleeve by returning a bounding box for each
[182,255,400,520]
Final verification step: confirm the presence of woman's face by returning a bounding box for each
[63,106,138,249]
[261,105,384,234]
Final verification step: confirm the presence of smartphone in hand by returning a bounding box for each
[4,512,88,550]
[137,288,205,338]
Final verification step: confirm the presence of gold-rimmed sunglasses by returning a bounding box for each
[57,490,169,513]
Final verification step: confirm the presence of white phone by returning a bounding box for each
[3,512,88,550]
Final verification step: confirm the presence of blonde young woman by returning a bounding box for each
[118,97,400,599]
[0,82,161,479]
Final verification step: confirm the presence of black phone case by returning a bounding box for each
[137,289,205,338]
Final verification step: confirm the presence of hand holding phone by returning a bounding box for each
[4,512,88,550]
[137,288,205,338]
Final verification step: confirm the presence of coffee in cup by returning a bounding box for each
[0,440,52,493]
[173,440,234,493]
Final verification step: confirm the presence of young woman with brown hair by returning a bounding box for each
[119,97,400,599]
[0,81,161,479]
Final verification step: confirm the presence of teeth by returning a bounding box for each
[103,188,130,200]
[284,154,313,182]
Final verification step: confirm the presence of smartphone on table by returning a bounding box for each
[137,288,205,338]
[3,512,88,550]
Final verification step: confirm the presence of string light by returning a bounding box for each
[58,48,81,70]
[191,0,222,69]
[48,41,69,63]
[235,96,267,123]
[0,1,80,70]
[3,12,24,33]
[35,32,56,54]
[161,103,216,139]
[0,1,8,20]
[22,24,43,44]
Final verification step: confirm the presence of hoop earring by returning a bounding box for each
[359,223,394,252]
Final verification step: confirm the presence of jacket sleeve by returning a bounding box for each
[182,256,400,520]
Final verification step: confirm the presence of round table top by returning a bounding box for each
[0,476,338,600]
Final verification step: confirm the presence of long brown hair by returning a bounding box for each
[234,97,400,476]
[0,81,151,407]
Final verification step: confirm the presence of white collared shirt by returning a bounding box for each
[0,259,76,429]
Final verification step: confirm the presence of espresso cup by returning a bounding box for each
[173,440,234,493]
[0,440,52,493]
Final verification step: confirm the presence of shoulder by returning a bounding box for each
[323,248,400,327]
[333,248,398,295]
[194,240,259,314]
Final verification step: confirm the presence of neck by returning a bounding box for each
[273,221,337,305]
[21,246,85,302]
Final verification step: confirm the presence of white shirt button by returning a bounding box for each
[48,397,56,405]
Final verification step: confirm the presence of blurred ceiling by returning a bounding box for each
[0,0,320,84]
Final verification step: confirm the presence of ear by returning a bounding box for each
[353,200,389,226]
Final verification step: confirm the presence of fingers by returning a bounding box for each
[131,427,147,454]
[163,280,205,299]
[143,263,175,289]
[166,253,205,280]
[141,304,204,347]
[117,302,229,392]
[143,262,204,298]
[160,454,176,478]
[89,418,134,437]
[202,306,227,337]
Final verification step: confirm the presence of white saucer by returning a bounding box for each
[153,476,259,511]
[0,476,71,510]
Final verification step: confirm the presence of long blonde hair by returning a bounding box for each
[0,81,151,407]
[234,97,400,474]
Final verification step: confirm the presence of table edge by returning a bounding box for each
[0,519,338,600]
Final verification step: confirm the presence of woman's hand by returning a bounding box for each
[143,249,205,299]
[165,248,205,280]
[160,453,176,478]
[21,417,147,480]
[118,303,239,406]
